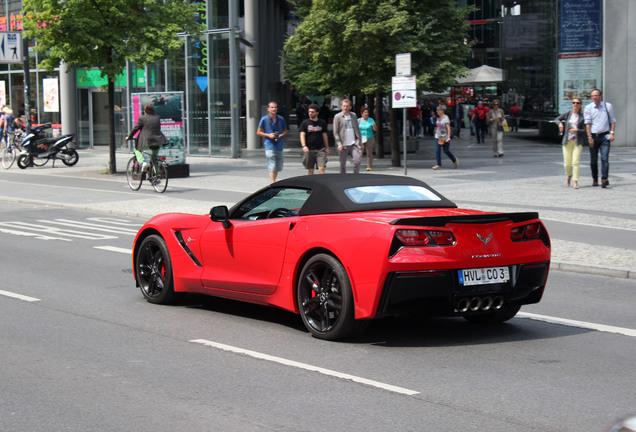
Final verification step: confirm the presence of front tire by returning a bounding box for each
[126,156,143,191]
[135,234,180,304]
[17,154,33,169]
[297,253,368,340]
[61,148,79,166]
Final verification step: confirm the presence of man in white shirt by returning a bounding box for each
[584,89,616,188]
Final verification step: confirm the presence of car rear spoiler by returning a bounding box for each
[390,212,540,227]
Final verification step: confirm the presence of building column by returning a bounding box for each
[59,62,77,135]
[245,0,260,150]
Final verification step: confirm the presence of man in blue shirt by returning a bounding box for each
[584,89,616,188]
[257,101,288,183]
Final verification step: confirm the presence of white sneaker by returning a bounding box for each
[432,165,442,170]
[454,158,459,168]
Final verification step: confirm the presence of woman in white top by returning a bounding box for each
[555,98,586,189]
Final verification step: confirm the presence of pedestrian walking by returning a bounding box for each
[358,106,378,171]
[471,100,489,144]
[432,105,458,170]
[257,101,288,183]
[300,104,329,175]
[584,89,616,188]
[555,98,586,189]
[333,98,362,174]
[486,99,505,157]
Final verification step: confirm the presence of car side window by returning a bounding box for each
[231,187,312,220]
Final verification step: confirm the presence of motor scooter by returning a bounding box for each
[17,123,78,169]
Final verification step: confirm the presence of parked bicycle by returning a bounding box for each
[1,130,25,169]
[126,144,168,193]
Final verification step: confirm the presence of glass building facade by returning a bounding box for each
[1,0,631,151]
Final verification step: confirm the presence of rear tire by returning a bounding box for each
[1,147,15,169]
[150,161,168,193]
[297,253,368,340]
[61,149,79,166]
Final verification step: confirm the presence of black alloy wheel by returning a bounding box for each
[297,253,367,340]
[135,234,179,304]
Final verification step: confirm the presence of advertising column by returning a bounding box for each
[557,0,602,114]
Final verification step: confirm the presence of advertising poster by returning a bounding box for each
[557,52,602,114]
[0,80,5,106]
[43,78,59,112]
[560,0,602,52]
[130,92,185,166]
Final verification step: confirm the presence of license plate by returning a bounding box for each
[458,266,509,286]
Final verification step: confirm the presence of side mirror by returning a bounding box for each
[210,205,232,229]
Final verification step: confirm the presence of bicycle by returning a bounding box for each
[126,145,169,193]
[1,130,25,169]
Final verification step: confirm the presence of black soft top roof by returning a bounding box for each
[271,174,457,215]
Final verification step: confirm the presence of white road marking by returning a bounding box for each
[0,226,71,241]
[94,246,132,254]
[0,221,117,240]
[518,312,636,338]
[0,289,41,302]
[190,339,420,396]
[41,219,138,235]
[543,218,636,232]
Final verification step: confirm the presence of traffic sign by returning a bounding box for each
[392,90,417,108]
[0,32,22,63]
[395,53,411,76]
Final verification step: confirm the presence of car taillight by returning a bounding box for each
[396,229,429,246]
[511,223,542,241]
[395,229,455,246]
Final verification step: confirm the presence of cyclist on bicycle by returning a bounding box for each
[126,103,168,171]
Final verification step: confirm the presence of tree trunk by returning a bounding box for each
[374,92,383,159]
[107,75,117,174]
[389,107,401,167]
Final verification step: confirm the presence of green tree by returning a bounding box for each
[22,0,201,173]
[284,0,471,165]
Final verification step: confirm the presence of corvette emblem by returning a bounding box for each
[477,232,493,245]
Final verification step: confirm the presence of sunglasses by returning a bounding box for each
[572,102,581,105]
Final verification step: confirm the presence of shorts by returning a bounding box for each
[265,149,284,172]
[302,148,327,169]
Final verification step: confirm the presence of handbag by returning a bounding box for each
[502,119,509,132]
[438,138,445,145]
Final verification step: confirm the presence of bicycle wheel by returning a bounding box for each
[151,161,168,193]
[126,156,143,191]
[32,156,48,167]
[1,146,15,169]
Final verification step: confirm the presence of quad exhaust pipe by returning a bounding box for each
[456,296,504,313]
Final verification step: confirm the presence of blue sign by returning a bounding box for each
[560,0,602,52]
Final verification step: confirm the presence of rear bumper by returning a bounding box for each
[375,261,550,318]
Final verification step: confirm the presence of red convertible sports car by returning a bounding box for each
[133,174,550,340]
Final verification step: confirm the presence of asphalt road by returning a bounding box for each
[1,204,635,432]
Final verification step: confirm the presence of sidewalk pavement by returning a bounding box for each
[4,127,636,279]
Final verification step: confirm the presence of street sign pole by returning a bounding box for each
[391,73,416,175]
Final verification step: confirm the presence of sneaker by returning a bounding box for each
[366,167,373,171]
[432,165,442,170]
[602,179,609,188]
[454,158,459,168]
